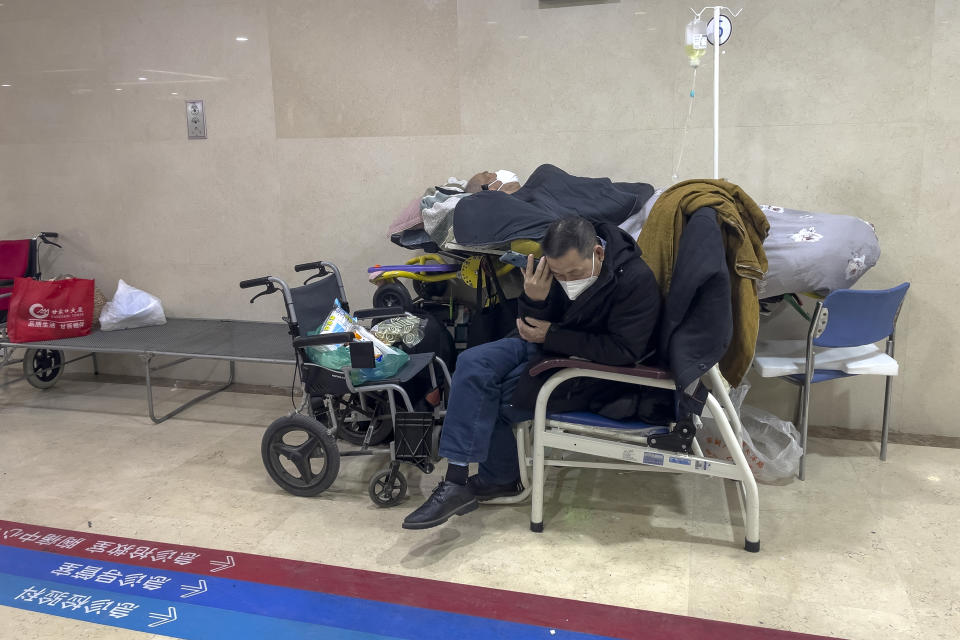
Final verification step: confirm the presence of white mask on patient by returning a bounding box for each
[483,169,520,190]
[559,254,599,301]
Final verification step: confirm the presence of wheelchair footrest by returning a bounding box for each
[646,416,696,453]
[394,412,435,463]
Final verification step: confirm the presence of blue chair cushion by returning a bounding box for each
[547,411,671,436]
[785,370,856,384]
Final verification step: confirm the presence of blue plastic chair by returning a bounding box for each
[768,283,910,480]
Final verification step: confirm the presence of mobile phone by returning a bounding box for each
[500,250,537,270]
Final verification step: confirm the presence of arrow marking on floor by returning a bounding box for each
[209,555,235,573]
[179,579,207,598]
[147,606,177,628]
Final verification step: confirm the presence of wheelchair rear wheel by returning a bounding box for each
[23,348,64,389]
[332,394,394,446]
[261,414,340,497]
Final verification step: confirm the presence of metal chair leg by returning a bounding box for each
[794,383,804,428]
[530,416,546,533]
[880,375,893,461]
[797,379,811,481]
[880,333,897,462]
[705,390,760,552]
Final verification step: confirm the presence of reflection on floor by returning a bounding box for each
[0,374,957,639]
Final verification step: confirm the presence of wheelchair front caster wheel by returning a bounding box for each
[261,414,341,497]
[368,469,407,507]
[23,348,64,389]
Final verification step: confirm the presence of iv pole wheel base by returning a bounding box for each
[744,539,760,553]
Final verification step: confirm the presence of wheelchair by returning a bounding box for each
[239,260,451,507]
[0,232,70,389]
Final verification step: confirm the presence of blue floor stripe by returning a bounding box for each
[0,573,401,640]
[0,545,615,639]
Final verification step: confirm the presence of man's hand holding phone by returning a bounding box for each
[517,316,551,343]
[522,254,553,301]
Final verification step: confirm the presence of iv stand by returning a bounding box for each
[691,6,742,179]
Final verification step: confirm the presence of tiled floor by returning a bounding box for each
[0,372,957,639]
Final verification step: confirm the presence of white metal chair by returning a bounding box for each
[493,359,761,553]
[752,283,910,480]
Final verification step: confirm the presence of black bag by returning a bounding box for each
[466,257,517,348]
[403,312,456,373]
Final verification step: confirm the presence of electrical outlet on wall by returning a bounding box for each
[185,100,206,139]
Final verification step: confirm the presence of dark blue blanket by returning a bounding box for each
[453,164,654,246]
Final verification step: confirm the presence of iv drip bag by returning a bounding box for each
[685,19,708,67]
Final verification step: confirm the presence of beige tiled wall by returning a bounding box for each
[0,0,956,435]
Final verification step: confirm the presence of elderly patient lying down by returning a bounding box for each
[463,170,522,193]
[401,164,654,249]
[390,164,880,299]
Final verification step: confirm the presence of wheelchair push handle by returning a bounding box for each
[36,232,62,248]
[294,260,333,286]
[294,261,326,273]
[239,276,270,289]
[239,276,279,304]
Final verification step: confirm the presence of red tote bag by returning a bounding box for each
[7,277,95,343]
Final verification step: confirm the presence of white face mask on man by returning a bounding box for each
[483,169,520,191]
[558,253,599,300]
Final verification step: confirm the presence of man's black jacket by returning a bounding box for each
[511,223,660,411]
[658,207,732,391]
[594,207,734,423]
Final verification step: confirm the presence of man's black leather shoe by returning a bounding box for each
[402,481,478,530]
[468,476,524,502]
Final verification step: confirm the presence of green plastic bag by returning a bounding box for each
[306,332,409,385]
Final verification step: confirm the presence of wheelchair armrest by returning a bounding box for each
[292,332,355,349]
[528,358,671,380]
[353,307,406,320]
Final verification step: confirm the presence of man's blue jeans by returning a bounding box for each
[437,337,537,484]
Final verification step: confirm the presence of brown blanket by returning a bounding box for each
[638,179,770,386]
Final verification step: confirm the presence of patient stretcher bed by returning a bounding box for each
[1,318,294,424]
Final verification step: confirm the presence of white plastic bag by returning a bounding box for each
[699,382,803,483]
[99,280,167,331]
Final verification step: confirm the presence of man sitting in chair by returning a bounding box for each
[403,216,661,530]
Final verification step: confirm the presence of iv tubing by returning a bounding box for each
[672,66,697,182]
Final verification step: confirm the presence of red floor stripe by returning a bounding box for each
[0,520,837,640]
